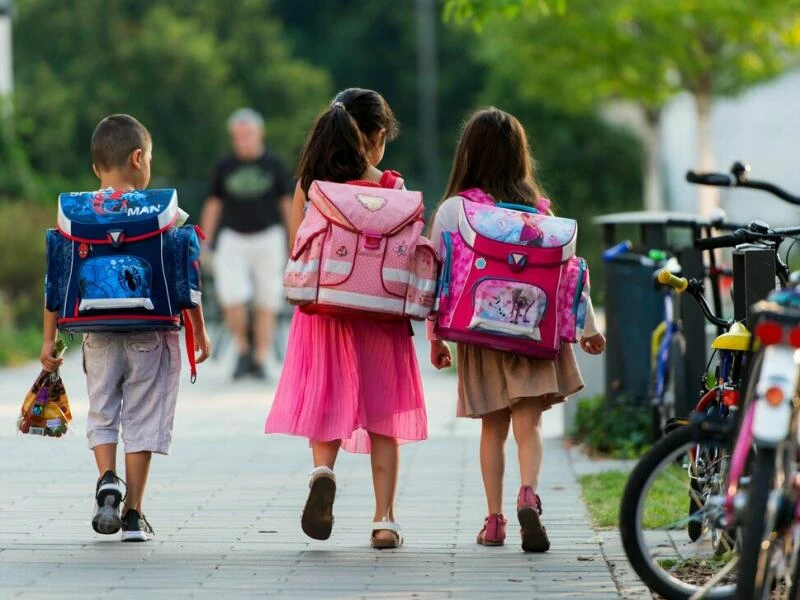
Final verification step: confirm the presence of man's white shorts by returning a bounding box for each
[212,225,286,311]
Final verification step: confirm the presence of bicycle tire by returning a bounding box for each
[620,424,736,599]
[735,446,775,600]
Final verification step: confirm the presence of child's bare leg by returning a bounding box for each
[480,409,511,514]
[312,439,341,469]
[93,443,117,475]
[369,433,399,542]
[511,398,544,490]
[123,451,152,513]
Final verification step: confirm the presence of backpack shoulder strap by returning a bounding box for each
[380,170,404,190]
[535,197,551,213]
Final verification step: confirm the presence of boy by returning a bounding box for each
[40,114,211,541]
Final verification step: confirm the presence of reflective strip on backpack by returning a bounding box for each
[285,259,319,274]
[317,289,405,312]
[79,298,155,311]
[323,259,351,275]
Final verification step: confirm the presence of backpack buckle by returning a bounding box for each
[363,232,383,250]
[107,230,125,248]
[508,252,527,271]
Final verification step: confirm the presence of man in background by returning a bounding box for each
[201,108,292,380]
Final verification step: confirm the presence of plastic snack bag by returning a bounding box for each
[17,340,72,437]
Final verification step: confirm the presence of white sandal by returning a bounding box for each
[301,467,336,540]
[370,517,403,549]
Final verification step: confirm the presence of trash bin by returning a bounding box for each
[602,249,665,405]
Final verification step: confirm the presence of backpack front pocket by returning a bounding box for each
[78,255,155,311]
[469,278,548,340]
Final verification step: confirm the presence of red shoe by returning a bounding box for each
[477,513,507,546]
[517,486,550,552]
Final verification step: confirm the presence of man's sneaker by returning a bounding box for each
[121,509,154,542]
[233,353,252,380]
[251,361,268,380]
[92,470,124,535]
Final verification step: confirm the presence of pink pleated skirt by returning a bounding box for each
[265,309,428,453]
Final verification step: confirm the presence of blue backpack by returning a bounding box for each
[45,188,202,337]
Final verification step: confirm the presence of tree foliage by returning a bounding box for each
[11,0,331,188]
[468,0,800,112]
[444,0,565,28]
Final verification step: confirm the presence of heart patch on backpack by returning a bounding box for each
[356,194,387,212]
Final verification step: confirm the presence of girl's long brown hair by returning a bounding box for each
[296,88,399,194]
[442,107,546,208]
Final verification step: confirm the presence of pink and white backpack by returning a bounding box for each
[284,172,438,321]
[433,188,590,359]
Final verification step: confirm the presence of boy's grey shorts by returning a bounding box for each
[83,331,181,455]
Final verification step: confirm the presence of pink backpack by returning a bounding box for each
[433,188,590,359]
[284,173,438,321]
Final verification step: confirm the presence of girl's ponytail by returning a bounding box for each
[297,88,399,194]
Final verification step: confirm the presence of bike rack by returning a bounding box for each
[731,246,777,323]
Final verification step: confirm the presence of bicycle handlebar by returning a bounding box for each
[686,161,800,206]
[657,269,689,292]
[693,224,800,251]
[694,231,748,251]
[685,171,735,187]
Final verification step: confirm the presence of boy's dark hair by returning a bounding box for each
[296,88,399,194]
[90,114,151,171]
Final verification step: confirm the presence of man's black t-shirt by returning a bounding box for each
[209,152,292,234]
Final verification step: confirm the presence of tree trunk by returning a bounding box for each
[642,107,664,212]
[695,74,717,217]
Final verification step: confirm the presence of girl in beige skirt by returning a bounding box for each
[428,108,606,552]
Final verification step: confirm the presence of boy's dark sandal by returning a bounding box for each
[92,470,124,535]
[121,509,154,542]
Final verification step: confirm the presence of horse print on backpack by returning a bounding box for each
[472,280,548,341]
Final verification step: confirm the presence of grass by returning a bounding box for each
[579,470,627,528]
[579,464,688,529]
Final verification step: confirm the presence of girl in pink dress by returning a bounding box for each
[265,88,427,549]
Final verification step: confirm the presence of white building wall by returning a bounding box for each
[662,71,800,227]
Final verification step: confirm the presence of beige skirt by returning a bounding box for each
[456,343,584,418]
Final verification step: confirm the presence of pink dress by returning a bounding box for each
[265,173,428,454]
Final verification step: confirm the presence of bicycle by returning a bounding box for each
[602,242,733,441]
[682,183,800,600]
[619,269,747,600]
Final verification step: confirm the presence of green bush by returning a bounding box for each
[571,395,651,458]
[0,325,44,366]
[0,200,54,364]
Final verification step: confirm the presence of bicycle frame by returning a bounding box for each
[725,304,800,522]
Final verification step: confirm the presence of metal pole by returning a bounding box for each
[416,0,439,199]
[0,0,12,99]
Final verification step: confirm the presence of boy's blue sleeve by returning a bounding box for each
[44,229,68,313]
[187,227,202,307]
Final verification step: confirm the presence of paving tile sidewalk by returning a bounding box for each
[0,339,619,599]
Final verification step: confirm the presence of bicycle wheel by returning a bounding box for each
[620,425,737,599]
